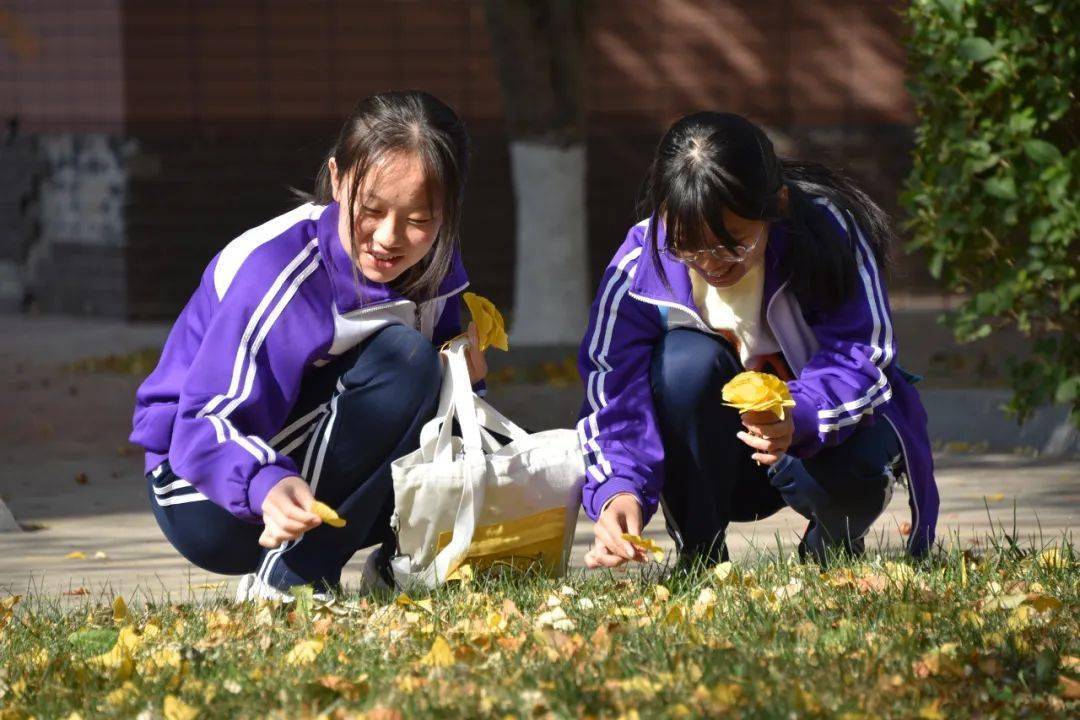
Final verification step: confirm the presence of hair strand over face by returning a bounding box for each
[307,90,470,301]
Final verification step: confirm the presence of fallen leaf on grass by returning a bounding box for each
[395,594,434,614]
[420,636,455,667]
[91,641,135,681]
[692,682,743,712]
[712,561,734,583]
[310,500,346,527]
[913,643,961,678]
[317,673,369,701]
[0,595,20,632]
[482,610,509,634]
[163,695,199,720]
[604,676,664,699]
[918,699,945,720]
[773,579,803,601]
[112,596,128,624]
[692,588,718,619]
[1038,546,1070,569]
[979,592,1061,614]
[445,563,474,583]
[285,639,324,665]
[189,582,225,591]
[536,606,576,632]
[621,533,665,561]
[663,604,687,627]
[141,645,183,676]
[104,681,138,707]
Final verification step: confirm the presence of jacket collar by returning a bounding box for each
[317,201,469,314]
[629,216,792,314]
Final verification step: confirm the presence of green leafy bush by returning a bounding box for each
[902,0,1078,425]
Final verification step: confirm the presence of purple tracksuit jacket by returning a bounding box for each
[130,202,468,522]
[577,198,939,556]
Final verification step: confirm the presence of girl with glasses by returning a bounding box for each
[579,112,937,569]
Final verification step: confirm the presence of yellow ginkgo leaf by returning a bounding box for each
[189,582,225,591]
[112,596,129,624]
[1038,546,1069,569]
[712,561,735,583]
[419,636,455,667]
[163,694,200,720]
[445,563,474,583]
[285,638,324,665]
[721,371,796,420]
[621,533,665,562]
[310,500,346,528]
[142,646,183,675]
[104,681,138,707]
[463,292,509,352]
[91,643,134,681]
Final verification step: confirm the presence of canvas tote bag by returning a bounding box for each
[389,337,585,589]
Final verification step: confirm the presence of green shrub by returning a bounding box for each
[902,0,1078,426]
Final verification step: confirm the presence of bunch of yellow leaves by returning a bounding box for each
[721,371,795,420]
[463,292,509,352]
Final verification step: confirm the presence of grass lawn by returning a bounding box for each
[2,536,1077,719]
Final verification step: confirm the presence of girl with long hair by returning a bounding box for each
[579,112,937,568]
[131,91,484,599]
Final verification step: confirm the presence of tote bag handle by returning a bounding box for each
[394,338,487,587]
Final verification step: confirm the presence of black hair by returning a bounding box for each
[306,90,470,301]
[639,111,895,311]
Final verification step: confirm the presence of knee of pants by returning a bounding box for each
[812,469,891,523]
[650,329,741,424]
[804,433,898,518]
[341,324,441,410]
[154,507,260,575]
[774,458,890,525]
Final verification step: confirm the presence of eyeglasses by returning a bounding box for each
[662,225,765,268]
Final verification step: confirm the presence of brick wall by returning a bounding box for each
[3,0,929,319]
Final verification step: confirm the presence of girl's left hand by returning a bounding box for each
[465,321,488,384]
[736,410,794,466]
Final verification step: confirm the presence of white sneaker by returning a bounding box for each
[234,573,330,604]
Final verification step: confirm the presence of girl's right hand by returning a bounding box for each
[259,476,322,548]
[584,493,644,568]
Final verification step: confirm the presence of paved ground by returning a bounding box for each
[0,315,1076,601]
